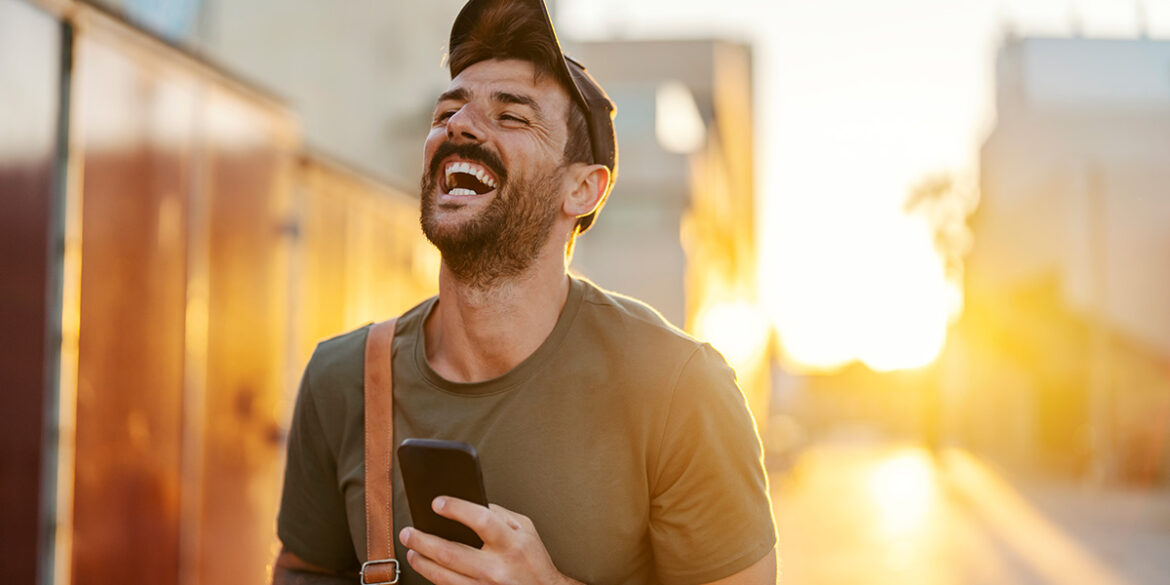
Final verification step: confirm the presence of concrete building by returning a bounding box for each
[959,35,1170,481]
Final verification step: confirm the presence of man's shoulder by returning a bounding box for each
[315,325,369,358]
[303,325,369,397]
[304,297,433,391]
[573,277,703,355]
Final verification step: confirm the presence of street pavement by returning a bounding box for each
[767,435,1170,585]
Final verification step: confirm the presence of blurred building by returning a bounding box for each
[570,39,771,426]
[70,0,465,185]
[192,0,467,185]
[957,35,1170,482]
[2,1,436,584]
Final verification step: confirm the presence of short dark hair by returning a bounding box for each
[448,0,596,232]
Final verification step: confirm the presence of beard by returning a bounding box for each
[420,142,563,289]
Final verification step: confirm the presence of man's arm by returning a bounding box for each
[647,345,777,585]
[276,340,367,584]
[271,549,358,585]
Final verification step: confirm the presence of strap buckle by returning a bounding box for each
[360,559,400,585]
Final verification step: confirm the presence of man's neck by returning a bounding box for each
[424,253,571,383]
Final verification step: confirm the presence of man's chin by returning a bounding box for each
[424,204,477,231]
[422,215,492,252]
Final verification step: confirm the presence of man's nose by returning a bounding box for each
[446,106,484,143]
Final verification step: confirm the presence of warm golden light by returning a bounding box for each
[854,217,951,372]
[695,300,771,367]
[771,215,952,373]
[865,449,936,538]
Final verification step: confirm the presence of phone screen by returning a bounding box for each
[397,438,489,548]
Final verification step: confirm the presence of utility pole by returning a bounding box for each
[1136,0,1149,38]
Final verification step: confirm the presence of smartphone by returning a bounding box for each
[397,438,489,548]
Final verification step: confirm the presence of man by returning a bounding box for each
[273,1,776,584]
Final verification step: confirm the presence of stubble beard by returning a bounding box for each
[420,153,563,290]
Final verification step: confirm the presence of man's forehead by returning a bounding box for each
[441,59,570,107]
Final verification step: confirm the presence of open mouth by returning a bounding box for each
[442,160,499,196]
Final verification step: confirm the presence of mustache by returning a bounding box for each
[426,141,508,185]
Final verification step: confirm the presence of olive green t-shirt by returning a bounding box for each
[277,277,775,585]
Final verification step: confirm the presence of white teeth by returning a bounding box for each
[449,188,477,196]
[444,161,498,190]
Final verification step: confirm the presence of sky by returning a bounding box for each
[559,0,1170,371]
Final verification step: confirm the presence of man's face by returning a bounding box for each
[419,58,574,286]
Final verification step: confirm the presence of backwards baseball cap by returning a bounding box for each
[448,0,618,232]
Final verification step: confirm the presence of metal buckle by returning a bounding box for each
[360,559,400,585]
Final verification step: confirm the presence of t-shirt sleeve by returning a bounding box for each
[649,343,777,585]
[276,355,360,571]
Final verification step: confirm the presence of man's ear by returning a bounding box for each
[564,163,610,219]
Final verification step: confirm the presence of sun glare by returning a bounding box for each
[855,217,951,372]
[769,214,952,373]
[696,300,771,367]
[866,449,937,537]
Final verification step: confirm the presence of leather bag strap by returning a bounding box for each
[362,318,399,585]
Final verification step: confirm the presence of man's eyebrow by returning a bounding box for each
[493,91,541,113]
[436,87,470,104]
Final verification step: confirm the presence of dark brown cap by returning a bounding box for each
[449,0,618,231]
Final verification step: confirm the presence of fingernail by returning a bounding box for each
[399,527,412,544]
[433,496,446,511]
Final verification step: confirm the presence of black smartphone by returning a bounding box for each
[397,438,489,548]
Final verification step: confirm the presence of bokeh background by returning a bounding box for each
[3,0,1169,584]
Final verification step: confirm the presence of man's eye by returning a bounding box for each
[435,109,460,124]
[500,114,528,124]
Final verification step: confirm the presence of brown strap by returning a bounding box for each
[362,318,399,584]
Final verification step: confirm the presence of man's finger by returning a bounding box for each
[487,503,533,531]
[404,547,480,585]
[399,526,485,580]
[432,496,512,544]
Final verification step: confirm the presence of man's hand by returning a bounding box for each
[399,496,582,585]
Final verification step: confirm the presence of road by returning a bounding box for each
[767,437,1170,585]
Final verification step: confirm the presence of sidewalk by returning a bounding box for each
[941,449,1170,585]
[768,437,1170,585]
